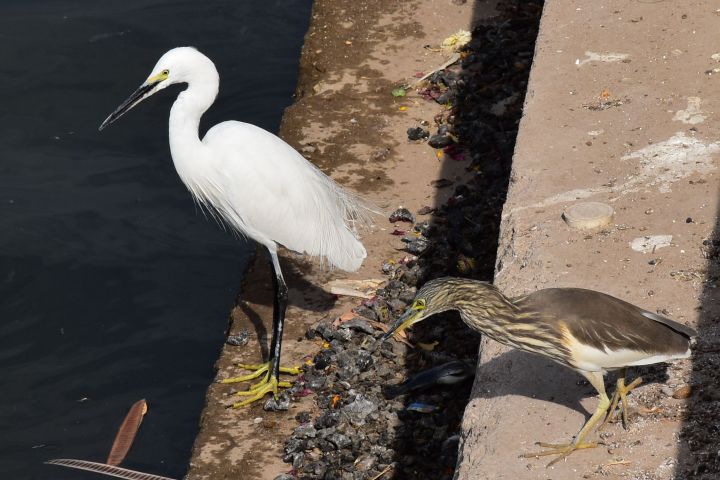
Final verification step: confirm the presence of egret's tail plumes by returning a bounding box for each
[296,170,377,272]
[327,227,366,272]
[335,186,377,233]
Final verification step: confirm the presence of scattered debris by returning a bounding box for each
[407,127,430,141]
[669,269,703,282]
[411,53,461,86]
[630,235,673,253]
[440,30,471,53]
[490,93,520,116]
[428,134,454,149]
[265,392,291,412]
[226,330,249,346]
[673,97,706,125]
[401,236,429,255]
[388,207,415,224]
[384,360,474,398]
[417,206,435,215]
[391,87,407,98]
[562,202,614,230]
[324,279,386,299]
[673,385,693,399]
[430,178,453,188]
[584,96,629,111]
[406,402,440,413]
[575,51,629,67]
[107,399,148,466]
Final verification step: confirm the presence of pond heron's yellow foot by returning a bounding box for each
[220,362,301,384]
[522,441,598,466]
[600,373,643,430]
[522,371,609,466]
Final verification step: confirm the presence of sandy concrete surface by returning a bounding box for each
[186,1,488,478]
[456,1,719,479]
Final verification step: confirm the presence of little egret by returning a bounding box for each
[99,47,373,407]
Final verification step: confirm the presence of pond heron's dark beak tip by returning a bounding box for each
[382,309,417,342]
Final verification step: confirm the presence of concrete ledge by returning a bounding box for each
[456,1,718,478]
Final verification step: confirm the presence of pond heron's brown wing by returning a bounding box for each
[517,288,694,367]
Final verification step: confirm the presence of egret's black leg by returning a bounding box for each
[268,249,288,382]
[222,248,300,408]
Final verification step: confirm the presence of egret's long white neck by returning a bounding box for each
[168,66,219,171]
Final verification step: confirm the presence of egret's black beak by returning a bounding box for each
[98,81,159,131]
[381,307,423,342]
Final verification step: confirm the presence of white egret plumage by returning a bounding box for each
[99,47,373,406]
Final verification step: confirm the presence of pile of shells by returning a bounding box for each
[277,299,476,480]
[277,1,542,478]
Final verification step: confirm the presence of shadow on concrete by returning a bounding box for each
[676,197,720,478]
[231,250,339,361]
[473,350,593,416]
[388,1,544,478]
[237,253,338,313]
[469,349,671,420]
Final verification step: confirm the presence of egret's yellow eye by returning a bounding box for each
[161,69,169,76]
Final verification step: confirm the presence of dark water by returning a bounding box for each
[0,1,312,478]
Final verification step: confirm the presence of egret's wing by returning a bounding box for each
[197,122,373,271]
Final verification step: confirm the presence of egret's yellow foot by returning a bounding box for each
[522,441,598,466]
[600,375,642,430]
[220,362,301,408]
[220,362,300,384]
[230,374,294,408]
